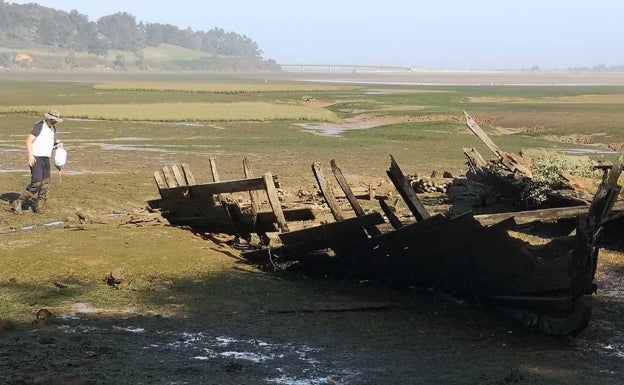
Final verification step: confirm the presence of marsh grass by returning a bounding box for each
[0,102,341,122]
[93,82,360,93]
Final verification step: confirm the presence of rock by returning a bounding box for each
[33,308,55,326]
[107,268,125,288]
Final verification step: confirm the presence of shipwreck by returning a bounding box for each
[147,114,624,336]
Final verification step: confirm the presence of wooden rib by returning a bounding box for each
[153,170,167,190]
[331,159,381,236]
[378,198,403,229]
[181,163,196,185]
[162,165,178,188]
[278,212,385,254]
[590,151,624,221]
[386,155,430,221]
[171,164,188,187]
[209,157,220,182]
[208,157,224,203]
[263,172,289,232]
[312,161,344,221]
[243,158,261,216]
[331,159,364,216]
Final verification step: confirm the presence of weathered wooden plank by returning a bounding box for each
[464,111,533,178]
[331,159,382,236]
[279,212,384,243]
[148,192,220,218]
[474,205,594,226]
[348,212,575,296]
[162,165,178,188]
[209,157,220,182]
[476,201,624,227]
[208,157,224,203]
[147,201,236,231]
[153,170,167,190]
[279,212,385,255]
[158,177,267,199]
[148,196,313,233]
[463,110,501,156]
[463,147,488,168]
[263,172,289,232]
[330,159,365,216]
[222,202,251,240]
[378,198,403,229]
[257,207,316,223]
[180,163,196,185]
[171,164,188,187]
[312,161,344,221]
[590,151,624,221]
[386,155,430,221]
[243,157,261,217]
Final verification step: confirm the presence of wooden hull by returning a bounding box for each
[255,211,597,335]
[151,151,624,336]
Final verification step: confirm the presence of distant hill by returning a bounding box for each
[0,1,280,71]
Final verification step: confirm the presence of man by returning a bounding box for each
[12,110,63,214]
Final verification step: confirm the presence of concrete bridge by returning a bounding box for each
[280,64,412,73]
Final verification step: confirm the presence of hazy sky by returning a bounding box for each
[9,0,624,70]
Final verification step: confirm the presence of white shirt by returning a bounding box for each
[31,120,56,157]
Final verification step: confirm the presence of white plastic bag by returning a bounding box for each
[54,147,67,171]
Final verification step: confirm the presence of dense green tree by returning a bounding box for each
[0,1,271,70]
[97,12,144,52]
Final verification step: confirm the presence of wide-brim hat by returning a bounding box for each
[44,110,63,122]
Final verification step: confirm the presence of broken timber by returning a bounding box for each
[240,153,624,336]
[149,163,308,234]
[462,111,604,209]
[464,111,533,178]
[149,150,622,337]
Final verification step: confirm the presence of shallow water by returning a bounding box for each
[295,123,377,137]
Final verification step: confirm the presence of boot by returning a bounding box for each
[11,198,24,213]
[35,198,46,214]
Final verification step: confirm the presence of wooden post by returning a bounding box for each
[386,155,430,222]
[208,157,224,203]
[312,161,344,221]
[589,151,624,222]
[243,158,261,217]
[330,159,364,216]
[208,157,220,182]
[244,158,270,244]
[263,172,289,232]
[331,159,381,236]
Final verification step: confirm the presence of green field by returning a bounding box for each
[2,71,623,182]
[1,71,624,385]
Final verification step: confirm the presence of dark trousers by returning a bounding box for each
[23,156,51,200]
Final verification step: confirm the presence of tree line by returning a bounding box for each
[0,1,274,70]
